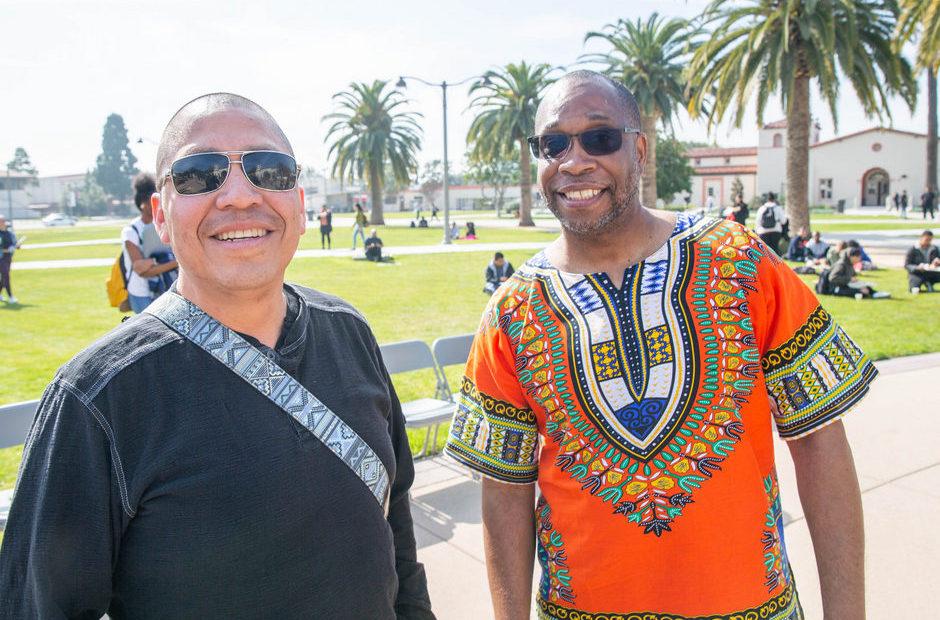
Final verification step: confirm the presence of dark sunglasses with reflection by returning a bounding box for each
[164,151,301,196]
[527,127,641,161]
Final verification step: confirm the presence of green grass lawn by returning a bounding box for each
[3,242,940,490]
[14,222,558,263]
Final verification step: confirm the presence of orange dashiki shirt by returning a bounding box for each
[444,213,877,620]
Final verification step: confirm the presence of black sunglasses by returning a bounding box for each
[527,127,641,160]
[165,151,300,196]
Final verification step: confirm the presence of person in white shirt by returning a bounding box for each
[754,192,788,255]
[122,173,179,313]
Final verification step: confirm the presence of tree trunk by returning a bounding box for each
[786,73,811,233]
[928,68,938,193]
[517,137,535,226]
[368,164,384,225]
[640,112,659,207]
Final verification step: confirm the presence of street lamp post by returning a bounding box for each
[397,74,481,244]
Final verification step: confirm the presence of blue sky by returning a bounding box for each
[0,0,930,176]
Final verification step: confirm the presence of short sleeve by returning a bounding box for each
[755,253,878,439]
[444,301,539,484]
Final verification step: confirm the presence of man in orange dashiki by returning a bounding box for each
[444,71,871,620]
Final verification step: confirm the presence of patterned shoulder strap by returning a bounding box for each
[145,292,390,515]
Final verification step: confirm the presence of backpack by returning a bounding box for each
[815,268,832,295]
[105,223,142,313]
[759,205,778,229]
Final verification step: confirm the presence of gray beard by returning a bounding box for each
[545,162,641,235]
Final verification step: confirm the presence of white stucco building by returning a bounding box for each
[686,120,939,210]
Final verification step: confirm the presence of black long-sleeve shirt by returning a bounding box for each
[0,284,434,619]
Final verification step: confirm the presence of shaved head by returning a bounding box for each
[156,93,293,184]
[536,70,641,131]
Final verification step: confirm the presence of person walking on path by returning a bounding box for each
[352,202,368,249]
[891,191,900,213]
[0,215,21,304]
[920,187,936,220]
[0,93,434,619]
[318,204,333,249]
[446,70,872,620]
[754,191,788,255]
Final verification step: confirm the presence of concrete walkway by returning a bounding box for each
[411,353,940,618]
[1,354,938,615]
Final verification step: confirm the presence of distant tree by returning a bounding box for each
[467,61,555,226]
[897,0,940,192]
[584,13,699,208]
[465,147,522,216]
[324,80,423,225]
[655,133,693,202]
[76,172,109,216]
[418,160,444,210]
[94,114,138,204]
[689,0,915,232]
[7,147,39,184]
[730,177,744,202]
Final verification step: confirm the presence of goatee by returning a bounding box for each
[546,162,642,235]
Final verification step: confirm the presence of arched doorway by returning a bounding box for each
[861,168,890,206]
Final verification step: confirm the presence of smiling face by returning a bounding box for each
[535,78,647,235]
[153,108,305,298]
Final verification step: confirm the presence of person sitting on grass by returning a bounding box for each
[365,228,384,262]
[846,239,876,270]
[905,229,940,292]
[785,227,810,261]
[464,221,477,240]
[483,252,514,294]
[806,231,831,264]
[828,247,888,298]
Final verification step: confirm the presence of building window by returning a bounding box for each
[819,178,833,200]
[772,133,783,148]
[724,157,731,164]
[695,158,701,165]
[872,142,882,152]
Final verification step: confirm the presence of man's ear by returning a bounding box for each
[298,187,307,233]
[635,132,649,171]
[152,192,171,243]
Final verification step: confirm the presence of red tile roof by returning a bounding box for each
[810,126,932,149]
[693,165,758,176]
[686,146,757,158]
[763,119,788,129]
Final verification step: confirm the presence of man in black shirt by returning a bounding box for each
[365,228,384,262]
[0,216,20,304]
[0,94,434,619]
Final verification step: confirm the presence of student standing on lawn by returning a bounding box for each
[352,201,368,249]
[0,215,21,304]
[318,203,333,248]
[0,93,434,619]
[446,70,873,620]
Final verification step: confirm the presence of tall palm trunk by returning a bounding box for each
[368,164,385,225]
[640,112,659,207]
[928,68,937,194]
[518,137,535,227]
[786,72,811,233]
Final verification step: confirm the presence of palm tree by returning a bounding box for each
[323,80,422,225]
[467,62,555,227]
[688,0,915,232]
[583,13,696,208]
[898,0,940,194]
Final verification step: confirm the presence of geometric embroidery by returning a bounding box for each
[762,305,877,438]
[481,216,760,537]
[537,582,803,620]
[591,341,622,380]
[568,278,604,314]
[644,325,673,365]
[146,292,391,513]
[640,259,668,294]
